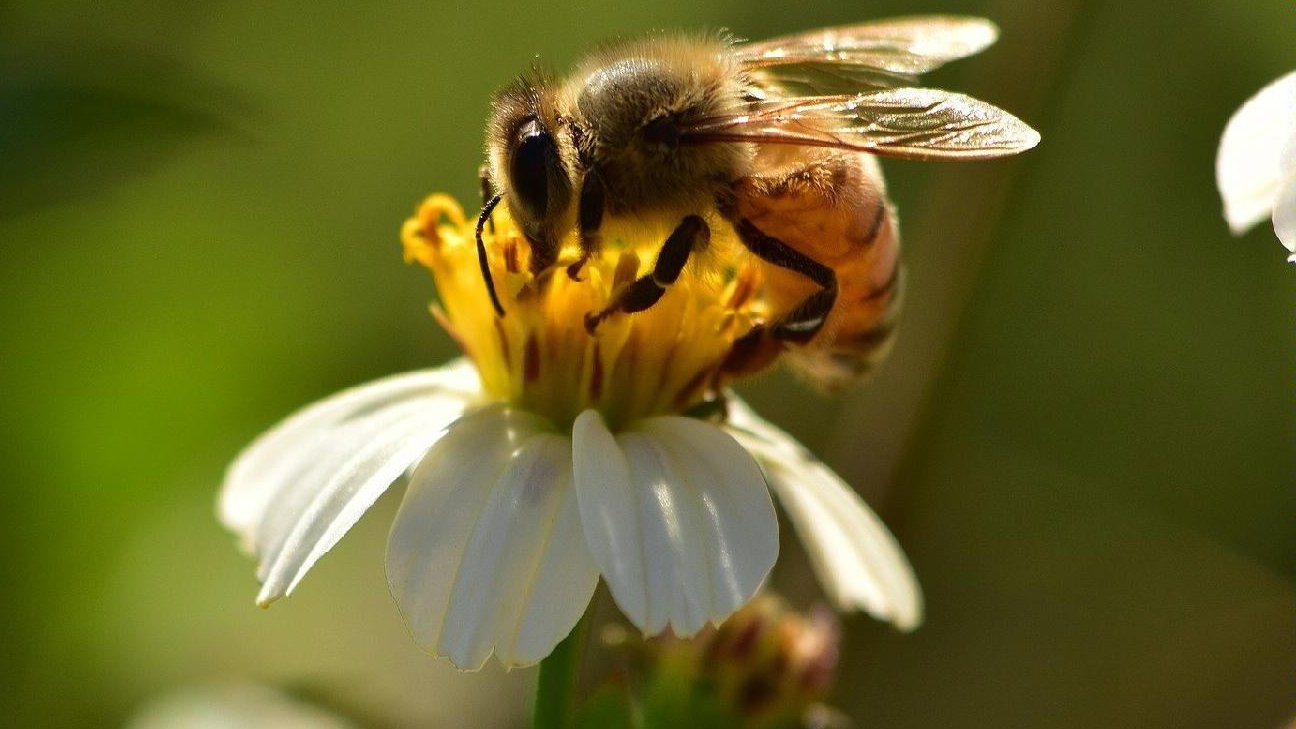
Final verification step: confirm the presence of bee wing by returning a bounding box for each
[737,16,1000,94]
[681,88,1040,161]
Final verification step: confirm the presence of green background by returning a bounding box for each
[1,0,1291,727]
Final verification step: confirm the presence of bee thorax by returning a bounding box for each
[567,52,746,215]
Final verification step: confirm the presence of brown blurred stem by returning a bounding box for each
[825,0,1088,515]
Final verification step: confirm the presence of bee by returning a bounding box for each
[477,16,1039,389]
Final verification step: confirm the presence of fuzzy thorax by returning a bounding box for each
[402,195,770,430]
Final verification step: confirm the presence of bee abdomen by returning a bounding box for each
[785,261,904,391]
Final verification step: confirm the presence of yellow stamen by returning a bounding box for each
[402,195,774,430]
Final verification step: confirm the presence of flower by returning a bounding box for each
[221,195,921,670]
[1216,70,1296,260]
[594,594,843,728]
[125,684,358,729]
[669,594,841,723]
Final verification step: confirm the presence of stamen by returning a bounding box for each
[613,251,640,288]
[674,366,715,411]
[402,195,777,428]
[493,318,512,371]
[589,343,604,402]
[504,241,521,274]
[523,334,541,384]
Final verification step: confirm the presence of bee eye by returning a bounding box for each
[509,119,564,222]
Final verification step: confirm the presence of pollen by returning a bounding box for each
[402,194,774,430]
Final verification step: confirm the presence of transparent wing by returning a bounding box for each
[737,16,1000,95]
[681,88,1040,161]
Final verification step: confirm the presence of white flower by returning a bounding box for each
[221,361,920,669]
[126,684,358,729]
[1216,70,1296,259]
[221,195,921,670]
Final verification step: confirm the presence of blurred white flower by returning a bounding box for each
[1216,70,1296,260]
[221,196,920,670]
[125,684,358,729]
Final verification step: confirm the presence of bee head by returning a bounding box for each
[486,75,576,256]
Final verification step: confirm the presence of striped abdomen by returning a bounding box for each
[732,149,903,390]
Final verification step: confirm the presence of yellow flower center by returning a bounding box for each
[402,194,773,430]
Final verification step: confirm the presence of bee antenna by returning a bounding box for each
[475,192,506,318]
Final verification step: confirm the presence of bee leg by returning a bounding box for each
[568,169,606,281]
[478,164,496,234]
[719,323,782,377]
[731,217,837,343]
[584,214,709,333]
[475,192,506,317]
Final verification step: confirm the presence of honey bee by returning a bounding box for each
[477,16,1039,389]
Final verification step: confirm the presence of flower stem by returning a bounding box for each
[533,612,591,729]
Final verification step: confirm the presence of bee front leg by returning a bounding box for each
[568,169,605,281]
[478,164,497,235]
[475,192,507,317]
[730,217,837,343]
[584,214,709,333]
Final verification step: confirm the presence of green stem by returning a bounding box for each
[533,611,592,729]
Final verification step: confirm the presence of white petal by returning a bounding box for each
[572,410,778,636]
[253,400,460,604]
[219,360,480,604]
[1276,136,1296,256]
[1217,70,1296,235]
[221,359,478,537]
[386,406,599,670]
[724,397,923,631]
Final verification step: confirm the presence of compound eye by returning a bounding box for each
[509,118,561,222]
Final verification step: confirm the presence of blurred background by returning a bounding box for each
[1,0,1292,727]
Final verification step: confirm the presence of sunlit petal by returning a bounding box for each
[1216,70,1296,235]
[220,359,479,543]
[572,410,778,636]
[724,397,922,631]
[252,399,463,605]
[387,406,599,669]
[220,362,480,605]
